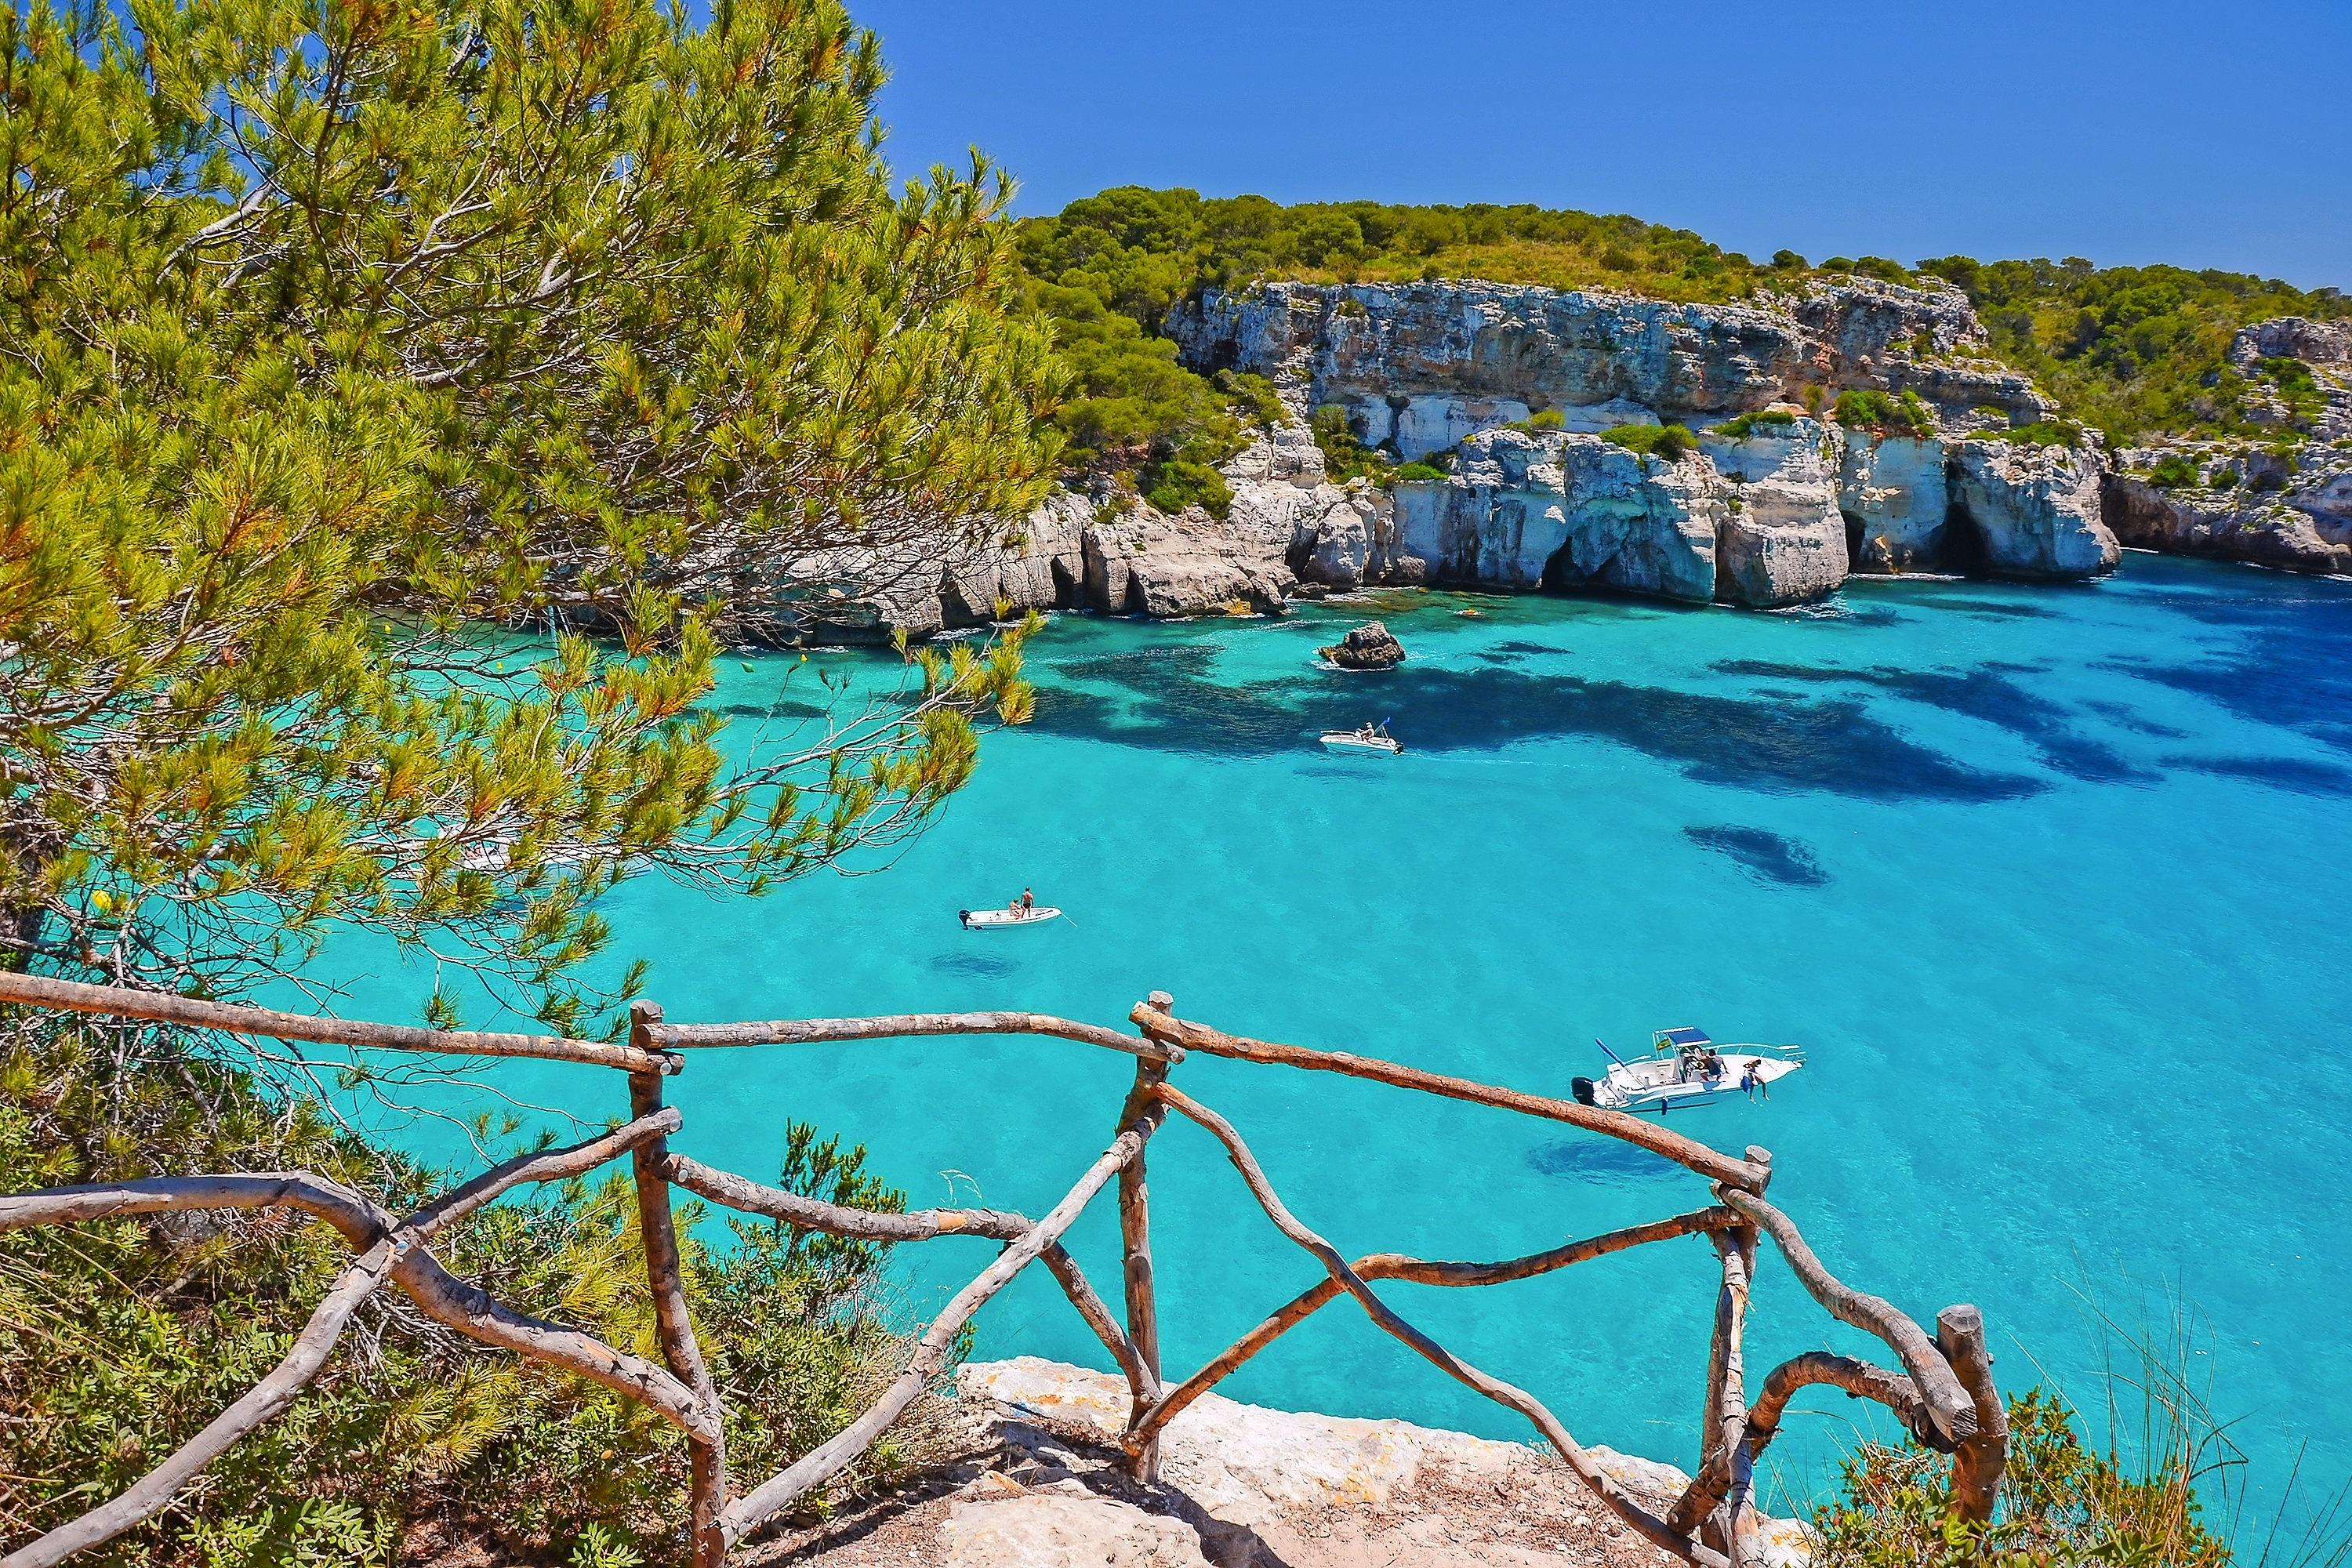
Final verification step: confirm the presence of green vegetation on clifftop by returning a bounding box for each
[1019,187,2350,466]
[1915,256,2347,444]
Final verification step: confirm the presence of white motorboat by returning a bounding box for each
[960,905,1062,930]
[1320,718,1401,755]
[1570,1028,1803,1114]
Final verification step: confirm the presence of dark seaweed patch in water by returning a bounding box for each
[1897,594,2056,619]
[1055,643,1221,690]
[713,699,830,720]
[931,952,1022,978]
[1032,655,2040,800]
[1824,604,1908,628]
[1713,660,2152,784]
[2079,699,2188,739]
[2118,575,2352,755]
[1527,1138,1682,1183]
[2163,754,2352,797]
[1494,641,1560,656]
[1684,826,1830,887]
[1473,651,1523,666]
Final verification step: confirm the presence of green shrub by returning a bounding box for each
[1527,408,1566,430]
[1820,256,1857,273]
[0,1027,938,1565]
[1139,455,1234,518]
[1813,1389,2234,1566]
[1855,256,1910,284]
[1600,423,1696,461]
[1833,389,1935,439]
[2147,453,2200,488]
[1771,249,1807,270]
[1715,409,1798,440]
[1214,369,1287,428]
[1309,404,1387,484]
[2206,466,2239,489]
[1976,420,2085,449]
[1386,461,1450,485]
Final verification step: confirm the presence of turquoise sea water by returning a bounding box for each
[328,553,2352,1523]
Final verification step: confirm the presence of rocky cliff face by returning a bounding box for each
[1169,278,2047,461]
[754,289,2352,640]
[1162,278,2114,607]
[1949,439,2121,579]
[2102,318,2352,577]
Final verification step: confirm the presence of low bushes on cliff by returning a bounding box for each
[1834,389,1938,440]
[1714,409,1798,440]
[1601,423,1697,461]
[1915,255,2349,442]
[0,1026,938,1565]
[1813,1389,2234,1566]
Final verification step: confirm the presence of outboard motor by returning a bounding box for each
[1570,1076,1596,1107]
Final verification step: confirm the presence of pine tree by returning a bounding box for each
[0,0,1061,1033]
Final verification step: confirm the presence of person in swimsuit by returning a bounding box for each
[1020,888,1033,911]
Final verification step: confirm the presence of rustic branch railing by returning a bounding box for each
[0,971,2004,1568]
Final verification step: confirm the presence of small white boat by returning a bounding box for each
[1320,719,1402,755]
[959,906,1062,930]
[1571,1028,1803,1114]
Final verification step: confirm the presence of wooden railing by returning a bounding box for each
[0,971,2009,1568]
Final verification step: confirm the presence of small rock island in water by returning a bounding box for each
[1319,620,1406,670]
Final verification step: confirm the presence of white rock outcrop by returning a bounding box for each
[1704,419,1850,604]
[1169,278,2049,450]
[1838,434,1951,572]
[949,1358,1820,1568]
[1950,438,2121,579]
[939,1492,1212,1567]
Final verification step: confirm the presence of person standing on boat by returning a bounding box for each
[1020,888,1034,912]
[1741,1061,1766,1102]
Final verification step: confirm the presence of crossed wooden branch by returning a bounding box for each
[0,971,2008,1568]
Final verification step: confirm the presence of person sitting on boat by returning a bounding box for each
[1020,888,1034,912]
[1701,1049,1725,1082]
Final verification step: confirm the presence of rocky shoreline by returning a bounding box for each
[744,1359,1816,1567]
[753,281,2347,642]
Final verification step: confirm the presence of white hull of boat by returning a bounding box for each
[1319,733,1401,754]
[960,906,1062,930]
[1576,1050,1802,1113]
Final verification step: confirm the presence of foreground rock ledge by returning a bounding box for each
[747,1358,1817,1567]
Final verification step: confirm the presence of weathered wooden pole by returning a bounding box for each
[628,1000,728,1567]
[1704,1228,1757,1566]
[1936,1305,2009,1522]
[1119,992,1177,1481]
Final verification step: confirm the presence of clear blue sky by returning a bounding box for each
[855,0,2350,290]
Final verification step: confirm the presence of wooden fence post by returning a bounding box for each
[1120,993,1177,1481]
[1936,1305,2009,1522]
[629,1000,728,1566]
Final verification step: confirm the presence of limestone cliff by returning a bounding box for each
[1167,278,2114,608]
[745,281,2352,638]
[1167,278,2049,456]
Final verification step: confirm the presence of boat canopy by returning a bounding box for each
[1655,1026,1714,1047]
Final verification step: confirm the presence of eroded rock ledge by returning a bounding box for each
[750,1358,1817,1567]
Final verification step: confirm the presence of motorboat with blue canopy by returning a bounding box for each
[1570,1027,1804,1114]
